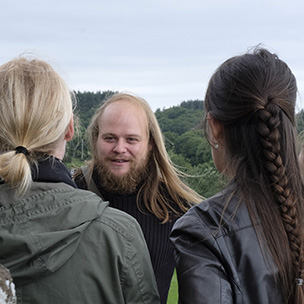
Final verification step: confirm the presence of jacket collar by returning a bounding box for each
[0,156,77,188]
[32,156,77,188]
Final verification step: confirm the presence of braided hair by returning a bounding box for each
[204,47,304,303]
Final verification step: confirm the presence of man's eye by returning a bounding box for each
[104,137,115,141]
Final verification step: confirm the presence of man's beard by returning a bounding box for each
[96,154,150,195]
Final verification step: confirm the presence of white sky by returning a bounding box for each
[1,0,304,111]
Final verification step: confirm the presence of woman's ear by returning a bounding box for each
[64,116,74,142]
[207,113,223,141]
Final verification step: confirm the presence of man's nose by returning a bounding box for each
[113,139,127,153]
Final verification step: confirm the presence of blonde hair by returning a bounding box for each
[0,57,73,194]
[87,92,202,222]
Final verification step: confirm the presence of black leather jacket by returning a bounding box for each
[170,185,284,303]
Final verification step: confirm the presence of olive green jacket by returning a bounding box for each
[0,182,160,304]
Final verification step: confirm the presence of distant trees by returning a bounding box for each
[74,90,115,127]
[174,131,211,166]
[296,109,304,135]
[65,91,114,163]
[154,100,220,197]
[65,91,304,198]
[155,100,203,135]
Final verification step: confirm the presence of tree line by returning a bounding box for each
[65,91,304,199]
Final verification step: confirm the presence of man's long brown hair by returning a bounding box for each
[87,93,202,223]
[204,47,304,303]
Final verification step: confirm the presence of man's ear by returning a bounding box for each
[65,116,74,142]
[207,113,223,141]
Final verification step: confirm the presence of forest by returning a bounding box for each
[65,90,304,199]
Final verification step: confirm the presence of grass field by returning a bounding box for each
[167,270,178,303]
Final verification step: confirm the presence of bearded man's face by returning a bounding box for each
[95,99,152,194]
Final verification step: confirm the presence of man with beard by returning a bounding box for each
[74,93,202,304]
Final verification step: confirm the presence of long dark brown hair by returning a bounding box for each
[204,47,304,303]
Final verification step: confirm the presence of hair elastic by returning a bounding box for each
[295,278,303,286]
[15,146,29,156]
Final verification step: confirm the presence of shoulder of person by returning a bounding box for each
[95,206,145,241]
[72,167,87,188]
[25,184,148,245]
[173,185,251,238]
[72,167,84,179]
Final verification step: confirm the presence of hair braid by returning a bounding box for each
[256,102,304,299]
[204,47,304,303]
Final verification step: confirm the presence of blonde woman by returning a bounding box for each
[0,57,160,304]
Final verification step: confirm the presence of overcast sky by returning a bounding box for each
[1,0,304,111]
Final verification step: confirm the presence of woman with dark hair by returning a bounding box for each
[170,48,304,303]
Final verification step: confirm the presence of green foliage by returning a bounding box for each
[168,151,193,170]
[155,101,204,135]
[74,90,115,127]
[174,130,210,166]
[186,162,225,198]
[179,99,204,110]
[163,131,178,150]
[66,90,116,162]
[296,109,304,137]
[195,141,212,167]
[167,270,178,303]
[65,158,86,170]
[168,151,222,198]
